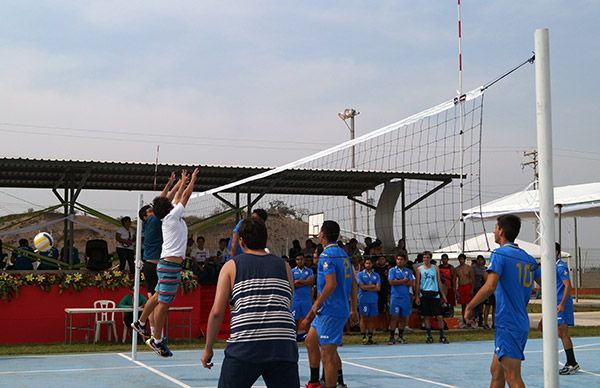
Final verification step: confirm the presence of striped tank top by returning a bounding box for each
[225,253,298,363]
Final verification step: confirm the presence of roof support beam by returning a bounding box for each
[405,179,453,211]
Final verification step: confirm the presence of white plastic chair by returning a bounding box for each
[93,300,118,343]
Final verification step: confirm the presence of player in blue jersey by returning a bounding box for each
[292,253,315,338]
[466,214,541,388]
[537,242,579,375]
[388,254,414,344]
[356,257,381,345]
[302,220,358,388]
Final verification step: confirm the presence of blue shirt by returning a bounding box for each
[418,265,439,297]
[356,270,380,304]
[488,242,541,332]
[142,215,163,261]
[226,220,244,261]
[556,259,571,305]
[292,266,314,301]
[317,243,352,318]
[389,266,414,299]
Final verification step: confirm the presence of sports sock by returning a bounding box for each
[426,328,432,337]
[150,326,155,336]
[398,328,404,337]
[368,331,373,339]
[389,329,395,339]
[337,369,344,385]
[310,367,319,383]
[565,348,577,366]
[154,337,163,344]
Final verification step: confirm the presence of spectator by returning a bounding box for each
[415,251,449,344]
[115,216,135,273]
[190,236,210,264]
[302,238,315,256]
[0,239,7,269]
[118,287,148,339]
[356,257,381,344]
[215,238,229,264]
[289,239,302,259]
[60,240,80,266]
[472,255,486,327]
[388,254,415,344]
[363,237,373,256]
[456,253,475,327]
[345,238,361,263]
[438,254,457,316]
[10,238,34,270]
[392,238,408,257]
[38,245,60,270]
[373,254,390,329]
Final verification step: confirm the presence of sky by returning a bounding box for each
[1,1,599,252]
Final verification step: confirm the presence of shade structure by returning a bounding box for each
[463,182,600,220]
[432,233,571,260]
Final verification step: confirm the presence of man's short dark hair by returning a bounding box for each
[152,196,173,220]
[252,209,268,222]
[321,220,340,243]
[18,238,28,247]
[138,205,151,220]
[458,253,466,260]
[197,236,205,241]
[238,218,268,250]
[441,253,449,259]
[497,214,521,242]
[422,250,432,259]
[120,216,131,226]
[349,238,358,244]
[364,256,373,264]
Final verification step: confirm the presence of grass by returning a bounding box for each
[528,303,600,313]
[2,326,600,356]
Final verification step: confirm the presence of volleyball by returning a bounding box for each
[34,232,54,252]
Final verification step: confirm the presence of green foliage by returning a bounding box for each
[267,200,309,220]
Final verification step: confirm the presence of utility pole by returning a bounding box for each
[522,149,540,241]
[338,108,360,239]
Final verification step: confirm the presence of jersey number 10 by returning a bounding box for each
[515,263,534,288]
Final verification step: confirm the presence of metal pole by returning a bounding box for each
[350,115,357,239]
[535,28,559,388]
[457,0,466,253]
[131,194,144,360]
[574,217,579,302]
[557,205,562,247]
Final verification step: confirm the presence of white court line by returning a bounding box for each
[0,365,139,375]
[342,360,457,388]
[118,353,191,388]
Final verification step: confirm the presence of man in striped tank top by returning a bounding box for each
[201,218,299,388]
[415,251,449,344]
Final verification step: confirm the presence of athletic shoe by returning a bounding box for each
[426,336,434,344]
[439,336,450,344]
[397,336,406,344]
[559,363,580,375]
[146,337,173,358]
[362,337,368,345]
[388,337,396,345]
[367,337,375,345]
[304,382,322,388]
[131,321,149,340]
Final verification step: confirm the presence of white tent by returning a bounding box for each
[463,182,600,220]
[432,233,571,260]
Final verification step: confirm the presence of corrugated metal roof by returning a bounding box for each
[0,158,460,196]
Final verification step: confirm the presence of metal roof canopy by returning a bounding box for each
[0,158,460,197]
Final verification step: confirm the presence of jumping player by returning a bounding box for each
[356,256,380,345]
[302,220,358,388]
[466,214,541,388]
[388,254,414,344]
[132,168,199,357]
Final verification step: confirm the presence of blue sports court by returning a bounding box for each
[1,336,598,388]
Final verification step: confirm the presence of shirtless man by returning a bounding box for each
[455,253,475,327]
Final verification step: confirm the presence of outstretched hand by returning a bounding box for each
[192,167,200,179]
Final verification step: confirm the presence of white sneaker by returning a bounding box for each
[559,363,580,375]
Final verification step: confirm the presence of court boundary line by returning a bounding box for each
[118,353,191,388]
[0,365,139,375]
[342,360,458,388]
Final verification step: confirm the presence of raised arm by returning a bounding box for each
[167,174,184,201]
[179,167,199,207]
[173,170,189,204]
[160,171,176,198]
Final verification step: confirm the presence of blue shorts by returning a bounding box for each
[155,259,182,304]
[359,302,378,317]
[292,299,312,321]
[494,327,528,361]
[558,300,575,326]
[390,296,412,317]
[311,313,346,346]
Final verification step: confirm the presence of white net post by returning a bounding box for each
[535,28,559,388]
[131,194,144,360]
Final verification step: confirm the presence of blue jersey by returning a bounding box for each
[488,242,541,332]
[292,266,314,301]
[556,259,571,305]
[389,266,414,299]
[143,215,163,261]
[418,265,439,297]
[317,243,352,318]
[356,270,380,304]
